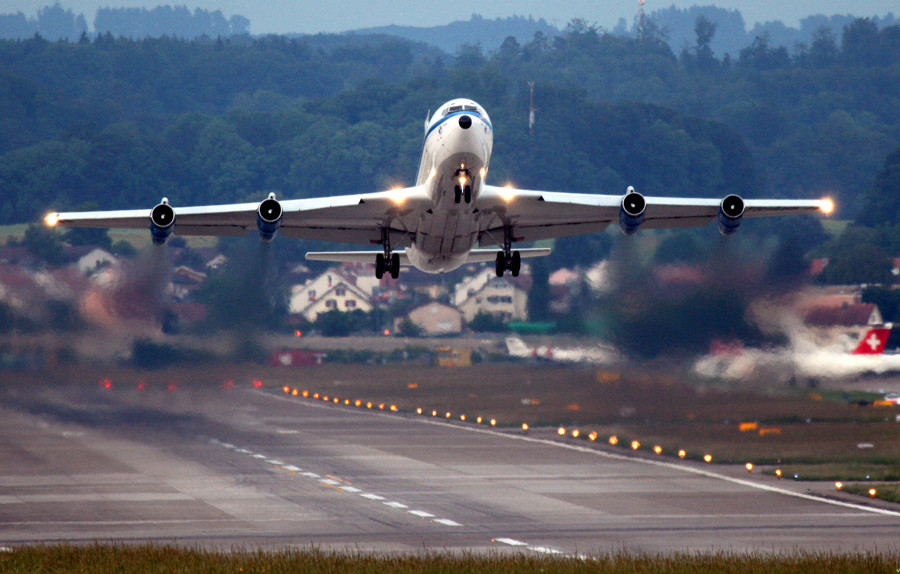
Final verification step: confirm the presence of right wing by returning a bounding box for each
[473,185,830,243]
[305,247,552,265]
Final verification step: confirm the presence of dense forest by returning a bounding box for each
[1,16,899,280]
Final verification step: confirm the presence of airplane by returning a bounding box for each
[44,98,833,279]
[505,336,619,364]
[693,325,900,381]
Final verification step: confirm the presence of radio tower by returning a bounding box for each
[528,81,536,136]
[637,0,646,41]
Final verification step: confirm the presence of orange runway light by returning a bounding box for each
[557,427,566,436]
[283,386,290,393]
[390,405,398,412]
[383,329,391,336]
[345,399,350,405]
[835,481,843,490]
[334,398,340,404]
[378,403,385,410]
[366,402,373,409]
[445,412,452,418]
[572,429,580,438]
[631,440,640,451]
[294,330,303,337]
[869,488,877,498]
[588,431,597,441]
[490,419,497,426]
[678,450,686,459]
[313,393,319,399]
[609,436,619,446]
[459,414,465,421]
[416,408,423,415]
[476,417,483,424]
[432,410,438,417]
[323,396,329,402]
[653,445,663,455]
[355,399,362,407]
[703,454,713,463]
[775,469,783,479]
[745,462,754,473]
[302,390,309,398]
[521,423,529,431]
[292,389,299,396]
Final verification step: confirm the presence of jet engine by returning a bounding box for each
[618,187,646,235]
[257,193,283,242]
[717,194,745,236]
[149,198,175,245]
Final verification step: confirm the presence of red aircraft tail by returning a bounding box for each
[851,328,891,355]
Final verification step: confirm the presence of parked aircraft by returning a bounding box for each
[506,336,619,365]
[693,326,900,381]
[45,98,832,278]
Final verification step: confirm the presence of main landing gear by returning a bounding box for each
[495,226,521,278]
[375,227,400,280]
[453,169,472,204]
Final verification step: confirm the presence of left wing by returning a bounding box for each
[47,187,433,247]
[473,185,831,242]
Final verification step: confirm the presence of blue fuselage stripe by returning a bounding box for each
[425,111,492,141]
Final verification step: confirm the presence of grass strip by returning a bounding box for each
[1,545,899,574]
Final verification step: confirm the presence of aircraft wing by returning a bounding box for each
[474,185,830,243]
[47,186,433,246]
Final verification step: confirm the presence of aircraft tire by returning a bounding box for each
[375,253,385,279]
[495,252,505,277]
[511,251,521,277]
[390,252,400,279]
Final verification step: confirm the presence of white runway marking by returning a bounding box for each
[360,493,385,501]
[282,465,302,472]
[433,518,462,527]
[495,538,528,546]
[383,501,409,509]
[408,510,434,518]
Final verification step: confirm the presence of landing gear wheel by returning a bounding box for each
[390,252,400,279]
[495,252,506,277]
[375,253,385,279]
[463,186,472,204]
[510,251,521,277]
[454,185,462,203]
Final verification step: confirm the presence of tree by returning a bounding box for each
[857,147,900,227]
[21,224,67,266]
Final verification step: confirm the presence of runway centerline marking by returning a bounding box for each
[205,435,467,532]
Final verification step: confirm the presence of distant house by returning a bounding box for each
[803,302,884,349]
[398,302,463,335]
[289,267,373,322]
[171,266,207,300]
[457,276,528,323]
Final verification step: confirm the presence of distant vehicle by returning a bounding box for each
[884,393,900,405]
[46,98,830,281]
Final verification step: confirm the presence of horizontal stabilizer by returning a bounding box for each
[305,250,410,265]
[464,248,551,262]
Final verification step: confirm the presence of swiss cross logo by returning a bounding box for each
[865,333,882,351]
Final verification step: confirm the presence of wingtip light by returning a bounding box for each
[44,213,60,227]
[820,198,835,215]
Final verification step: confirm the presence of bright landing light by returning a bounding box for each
[44,213,60,227]
[499,184,516,203]
[820,198,835,215]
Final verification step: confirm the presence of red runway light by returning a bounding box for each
[252,380,263,388]
[167,384,178,391]
[137,381,145,390]
[224,380,235,389]
[101,379,112,389]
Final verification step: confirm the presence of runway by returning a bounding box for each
[2,379,899,555]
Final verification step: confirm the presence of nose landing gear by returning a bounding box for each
[453,169,472,204]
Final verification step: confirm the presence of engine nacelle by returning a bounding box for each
[717,194,745,236]
[149,198,175,245]
[618,187,646,236]
[257,193,283,242]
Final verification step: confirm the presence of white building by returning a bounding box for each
[289,267,373,322]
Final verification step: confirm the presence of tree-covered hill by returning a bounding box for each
[1,17,898,229]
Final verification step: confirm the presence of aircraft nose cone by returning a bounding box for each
[458,115,472,129]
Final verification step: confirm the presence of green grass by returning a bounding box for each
[1,545,898,573]
[845,483,900,504]
[761,463,900,482]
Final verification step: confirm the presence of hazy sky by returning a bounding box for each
[1,1,896,34]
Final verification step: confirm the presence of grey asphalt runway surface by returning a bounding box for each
[2,379,899,555]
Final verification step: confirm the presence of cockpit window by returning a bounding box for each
[442,104,479,116]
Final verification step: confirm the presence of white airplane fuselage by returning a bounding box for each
[405,99,494,273]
